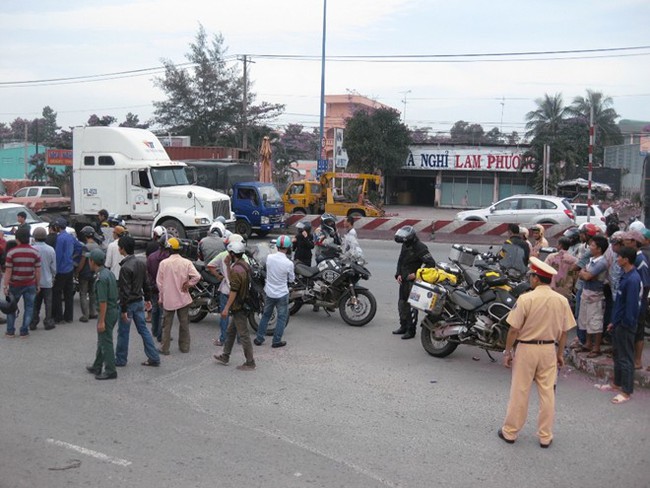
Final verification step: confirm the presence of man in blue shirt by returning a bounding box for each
[52,217,83,323]
[602,246,642,404]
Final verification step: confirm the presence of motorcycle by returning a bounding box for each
[188,261,222,323]
[288,251,377,327]
[415,244,530,358]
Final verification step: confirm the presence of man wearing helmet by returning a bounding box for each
[146,226,167,258]
[77,226,102,323]
[198,221,226,264]
[393,225,436,339]
[207,233,247,347]
[214,240,256,371]
[315,213,342,263]
[156,237,201,356]
[293,221,314,266]
[254,235,295,348]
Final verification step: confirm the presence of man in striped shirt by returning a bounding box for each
[3,228,41,338]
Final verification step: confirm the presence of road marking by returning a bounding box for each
[46,439,132,467]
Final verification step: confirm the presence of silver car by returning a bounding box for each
[455,194,576,225]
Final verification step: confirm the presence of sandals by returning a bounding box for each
[611,393,631,404]
[594,383,619,392]
[586,351,602,358]
[141,359,160,367]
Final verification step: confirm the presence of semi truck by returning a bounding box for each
[182,160,285,238]
[69,126,234,240]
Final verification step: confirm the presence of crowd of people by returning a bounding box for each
[0,210,360,379]
[499,219,649,405]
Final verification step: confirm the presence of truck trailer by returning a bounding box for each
[70,126,234,240]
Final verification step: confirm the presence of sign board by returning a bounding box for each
[316,159,329,177]
[333,128,348,169]
[46,149,73,166]
[404,146,534,173]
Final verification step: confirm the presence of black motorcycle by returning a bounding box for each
[416,245,530,358]
[188,261,222,323]
[288,253,377,327]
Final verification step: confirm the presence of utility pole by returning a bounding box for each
[400,90,411,124]
[499,97,505,133]
[24,122,28,179]
[317,0,327,173]
[241,55,249,151]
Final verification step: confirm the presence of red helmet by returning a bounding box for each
[579,222,599,237]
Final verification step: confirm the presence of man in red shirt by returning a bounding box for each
[3,228,41,337]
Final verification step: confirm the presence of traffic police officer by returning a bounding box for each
[498,257,576,448]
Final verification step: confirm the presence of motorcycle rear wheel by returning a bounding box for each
[420,322,459,358]
[338,289,376,326]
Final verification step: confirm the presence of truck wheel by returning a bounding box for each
[159,219,186,239]
[235,219,252,239]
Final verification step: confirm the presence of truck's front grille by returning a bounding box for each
[212,200,231,220]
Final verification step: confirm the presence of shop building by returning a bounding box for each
[394,144,534,208]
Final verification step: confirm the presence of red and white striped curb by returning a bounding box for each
[431,220,572,239]
[283,215,574,241]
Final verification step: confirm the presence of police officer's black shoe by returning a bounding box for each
[392,326,408,335]
[95,372,117,380]
[401,329,416,340]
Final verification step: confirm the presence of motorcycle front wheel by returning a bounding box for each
[420,320,459,358]
[338,289,376,326]
[247,308,284,336]
[289,298,303,315]
[188,305,208,323]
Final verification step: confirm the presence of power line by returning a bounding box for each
[1,46,648,88]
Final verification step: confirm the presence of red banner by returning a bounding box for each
[46,149,72,166]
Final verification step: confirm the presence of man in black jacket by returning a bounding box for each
[114,235,160,367]
[499,223,529,276]
[393,226,436,339]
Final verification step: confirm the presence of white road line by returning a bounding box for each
[46,439,132,467]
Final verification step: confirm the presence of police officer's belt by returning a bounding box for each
[517,339,555,345]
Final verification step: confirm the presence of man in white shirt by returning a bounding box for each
[104,226,127,280]
[253,235,295,348]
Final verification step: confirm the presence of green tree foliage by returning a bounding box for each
[119,112,150,129]
[271,124,319,187]
[87,114,117,126]
[153,25,283,147]
[40,106,60,147]
[450,120,485,144]
[525,93,567,139]
[28,153,48,181]
[344,107,410,175]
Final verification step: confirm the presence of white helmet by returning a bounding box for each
[153,225,166,238]
[629,220,646,233]
[209,221,226,237]
[224,233,244,245]
[227,240,246,255]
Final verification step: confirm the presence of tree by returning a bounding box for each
[40,106,60,147]
[87,114,117,126]
[119,112,149,129]
[450,121,485,144]
[28,153,48,181]
[344,107,410,175]
[524,93,567,139]
[567,89,623,163]
[153,24,283,147]
[271,124,319,186]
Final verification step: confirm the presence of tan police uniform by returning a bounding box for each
[501,257,576,445]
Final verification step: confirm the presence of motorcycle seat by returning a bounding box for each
[295,263,320,278]
[200,269,220,285]
[450,289,485,311]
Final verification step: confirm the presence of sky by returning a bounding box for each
[1,0,649,140]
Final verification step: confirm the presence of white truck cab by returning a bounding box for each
[71,126,234,239]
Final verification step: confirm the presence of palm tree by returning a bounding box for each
[567,89,623,148]
[525,93,568,139]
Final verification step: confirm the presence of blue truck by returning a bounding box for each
[183,160,285,238]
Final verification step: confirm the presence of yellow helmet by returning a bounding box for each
[166,237,181,250]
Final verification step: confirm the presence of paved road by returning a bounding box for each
[0,239,648,488]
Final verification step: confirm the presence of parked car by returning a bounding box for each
[571,203,607,231]
[0,203,75,238]
[455,194,576,225]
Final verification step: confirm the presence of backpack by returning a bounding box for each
[499,240,527,276]
[231,261,265,314]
